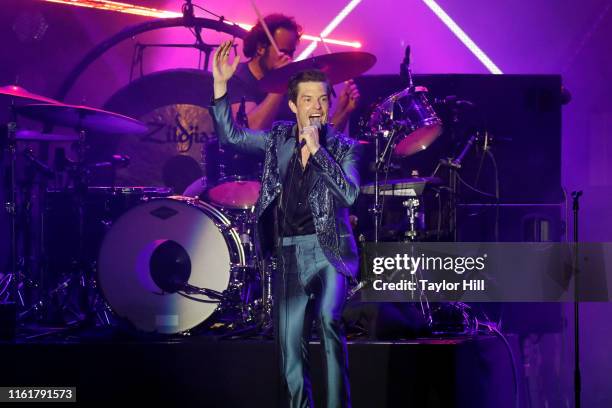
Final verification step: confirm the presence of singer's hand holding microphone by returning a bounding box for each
[299,116,322,155]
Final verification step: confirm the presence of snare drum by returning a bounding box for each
[97,196,246,334]
[205,148,263,210]
[181,146,262,210]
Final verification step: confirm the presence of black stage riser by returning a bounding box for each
[2,336,521,407]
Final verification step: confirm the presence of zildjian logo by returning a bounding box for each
[141,113,210,153]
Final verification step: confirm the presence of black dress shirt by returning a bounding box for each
[277,140,316,237]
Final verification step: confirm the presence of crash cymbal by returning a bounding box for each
[360,177,442,197]
[15,129,78,142]
[259,52,377,93]
[0,84,60,105]
[16,103,148,135]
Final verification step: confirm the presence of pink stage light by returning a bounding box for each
[295,0,362,61]
[41,0,361,49]
[422,0,503,74]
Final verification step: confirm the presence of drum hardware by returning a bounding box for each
[15,129,79,142]
[350,48,443,325]
[360,177,441,197]
[402,198,422,241]
[2,120,18,306]
[38,186,173,325]
[8,99,149,324]
[0,84,61,311]
[22,147,55,178]
[368,128,398,243]
[18,272,79,322]
[216,258,275,339]
[361,72,444,241]
[177,283,225,302]
[431,132,480,241]
[260,257,275,328]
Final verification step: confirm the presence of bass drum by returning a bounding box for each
[97,196,245,334]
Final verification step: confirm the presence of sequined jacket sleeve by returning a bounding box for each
[210,93,267,158]
[310,142,362,207]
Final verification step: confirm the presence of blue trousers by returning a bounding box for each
[274,234,351,408]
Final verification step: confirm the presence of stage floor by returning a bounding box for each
[1,327,522,407]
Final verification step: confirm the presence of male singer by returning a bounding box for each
[210,40,361,407]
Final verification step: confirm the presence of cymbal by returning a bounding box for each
[360,177,441,197]
[259,52,377,93]
[0,84,60,105]
[15,129,78,142]
[16,103,149,135]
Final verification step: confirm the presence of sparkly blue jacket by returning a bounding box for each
[211,94,361,278]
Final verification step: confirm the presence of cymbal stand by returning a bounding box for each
[370,128,398,242]
[402,198,422,241]
[35,123,98,326]
[1,103,24,309]
[71,125,101,324]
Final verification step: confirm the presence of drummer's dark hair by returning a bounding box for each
[288,70,333,104]
[243,14,302,58]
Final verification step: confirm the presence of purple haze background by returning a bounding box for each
[1,0,611,405]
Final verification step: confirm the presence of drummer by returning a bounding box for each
[228,13,360,131]
[183,14,361,198]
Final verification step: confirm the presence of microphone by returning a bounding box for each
[310,116,322,129]
[452,133,478,168]
[400,45,411,83]
[399,45,413,88]
[299,116,323,149]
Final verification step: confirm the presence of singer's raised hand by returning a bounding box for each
[213,40,240,98]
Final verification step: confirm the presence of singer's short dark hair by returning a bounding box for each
[288,70,333,104]
[243,14,302,59]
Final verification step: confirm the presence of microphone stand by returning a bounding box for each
[368,44,413,243]
[571,190,582,408]
[432,133,478,241]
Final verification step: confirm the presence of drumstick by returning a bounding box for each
[250,0,281,56]
[317,36,338,96]
[319,35,333,55]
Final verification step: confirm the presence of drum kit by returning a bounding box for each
[1,46,478,337]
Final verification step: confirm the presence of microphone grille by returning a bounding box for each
[310,116,322,129]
